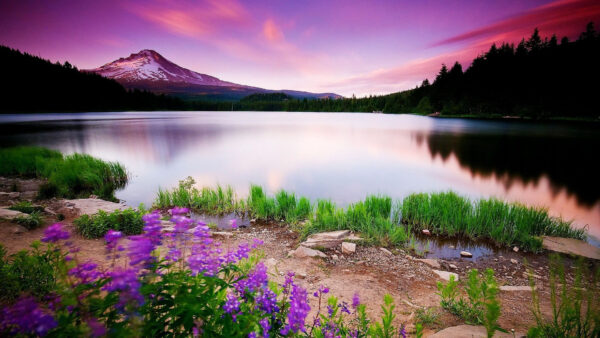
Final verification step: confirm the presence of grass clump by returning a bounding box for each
[0,242,60,303]
[156,177,238,214]
[74,208,145,239]
[401,191,585,251]
[8,201,44,214]
[303,195,407,246]
[0,146,128,201]
[13,211,43,230]
[528,255,600,337]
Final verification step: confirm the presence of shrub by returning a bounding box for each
[13,211,43,229]
[8,201,44,214]
[0,210,409,337]
[437,268,503,337]
[74,208,145,239]
[527,255,600,337]
[0,242,61,303]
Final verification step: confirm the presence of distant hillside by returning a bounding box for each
[0,46,184,113]
[264,23,600,119]
[86,49,342,101]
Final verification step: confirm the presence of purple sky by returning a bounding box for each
[1,0,599,96]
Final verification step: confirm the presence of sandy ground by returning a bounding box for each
[2,211,590,336]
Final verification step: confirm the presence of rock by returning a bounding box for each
[500,285,535,292]
[513,246,519,252]
[510,259,518,264]
[160,220,175,232]
[428,325,518,337]
[265,258,278,268]
[296,271,307,279]
[432,270,459,281]
[212,231,233,238]
[55,198,125,216]
[89,194,99,199]
[13,224,28,234]
[380,248,392,255]
[301,230,356,249]
[449,264,458,270]
[250,218,257,223]
[422,229,431,235]
[292,246,327,259]
[460,251,472,258]
[341,242,356,254]
[542,236,600,260]
[332,254,339,260]
[416,258,441,269]
[0,208,27,220]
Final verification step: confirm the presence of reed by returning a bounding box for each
[401,192,585,251]
[0,146,128,200]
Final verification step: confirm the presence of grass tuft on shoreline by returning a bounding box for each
[401,191,586,251]
[154,178,586,251]
[0,146,128,201]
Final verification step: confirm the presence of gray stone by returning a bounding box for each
[293,246,327,259]
[500,285,535,292]
[513,246,519,252]
[449,264,458,270]
[380,247,393,255]
[301,230,360,249]
[428,325,518,337]
[432,270,459,281]
[511,258,518,264]
[416,258,441,269]
[0,208,27,220]
[422,229,431,235]
[460,251,472,258]
[56,198,125,216]
[542,236,600,260]
[13,224,28,234]
[341,242,356,254]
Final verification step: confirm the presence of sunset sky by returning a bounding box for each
[1,0,599,96]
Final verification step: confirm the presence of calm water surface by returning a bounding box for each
[1,111,598,239]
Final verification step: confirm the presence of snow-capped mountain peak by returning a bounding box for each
[88,49,240,87]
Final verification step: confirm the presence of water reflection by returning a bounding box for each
[0,112,598,238]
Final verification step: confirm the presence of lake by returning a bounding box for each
[1,111,598,239]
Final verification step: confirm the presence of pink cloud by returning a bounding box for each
[263,19,284,42]
[433,0,600,47]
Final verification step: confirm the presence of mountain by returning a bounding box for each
[87,50,341,101]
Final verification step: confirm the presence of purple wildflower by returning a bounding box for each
[282,271,295,292]
[352,292,360,309]
[230,219,238,229]
[103,269,144,310]
[127,236,155,267]
[105,230,122,249]
[170,207,189,215]
[223,293,241,321]
[280,284,310,335]
[0,296,57,336]
[255,287,279,314]
[68,262,102,285]
[248,332,257,338]
[252,238,264,248]
[399,324,407,338]
[339,301,351,315]
[41,223,70,243]
[86,317,106,338]
[259,318,271,337]
[235,263,268,295]
[327,305,335,318]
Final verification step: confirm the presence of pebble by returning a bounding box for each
[460,251,473,258]
[511,259,518,264]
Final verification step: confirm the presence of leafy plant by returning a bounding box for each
[415,307,440,326]
[0,242,61,302]
[527,255,600,337]
[8,201,44,214]
[74,208,144,239]
[13,211,43,229]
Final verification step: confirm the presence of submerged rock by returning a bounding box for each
[542,236,600,260]
[460,251,472,258]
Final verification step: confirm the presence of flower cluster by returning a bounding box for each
[0,297,57,336]
[41,223,70,243]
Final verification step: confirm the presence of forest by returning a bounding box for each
[1,23,598,119]
[0,46,184,112]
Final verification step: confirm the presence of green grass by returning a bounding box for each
[154,178,583,250]
[8,201,44,214]
[0,146,128,201]
[401,191,585,251]
[13,211,43,230]
[74,208,145,239]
